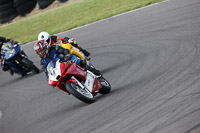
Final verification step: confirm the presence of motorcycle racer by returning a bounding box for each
[0,36,18,75]
[37,31,90,57]
[34,40,101,79]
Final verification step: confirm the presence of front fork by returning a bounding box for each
[71,76,85,89]
[15,51,27,64]
[55,76,81,95]
[59,76,85,95]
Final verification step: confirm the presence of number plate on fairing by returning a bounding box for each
[84,71,95,92]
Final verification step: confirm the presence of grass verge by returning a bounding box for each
[0,0,162,44]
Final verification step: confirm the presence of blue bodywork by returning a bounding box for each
[43,49,83,68]
[1,43,30,75]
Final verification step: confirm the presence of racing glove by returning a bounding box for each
[67,38,79,47]
[68,38,74,44]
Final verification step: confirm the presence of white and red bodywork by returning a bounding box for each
[47,60,102,94]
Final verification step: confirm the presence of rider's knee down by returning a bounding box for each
[80,60,86,67]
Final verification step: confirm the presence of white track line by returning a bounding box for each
[0,111,2,120]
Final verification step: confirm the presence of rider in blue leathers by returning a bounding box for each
[42,45,83,68]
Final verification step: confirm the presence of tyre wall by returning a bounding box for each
[0,0,18,23]
[14,0,37,16]
[58,0,68,3]
[0,0,69,24]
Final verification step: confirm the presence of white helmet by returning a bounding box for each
[38,31,51,45]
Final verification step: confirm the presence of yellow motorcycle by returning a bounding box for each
[56,41,91,66]
[60,41,85,59]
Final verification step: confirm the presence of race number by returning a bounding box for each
[84,71,95,92]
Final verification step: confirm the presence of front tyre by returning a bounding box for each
[66,82,95,104]
[21,57,40,74]
[98,77,111,94]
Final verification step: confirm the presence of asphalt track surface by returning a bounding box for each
[1,0,200,132]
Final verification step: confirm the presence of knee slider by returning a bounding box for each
[80,60,86,67]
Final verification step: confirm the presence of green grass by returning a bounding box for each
[0,0,162,44]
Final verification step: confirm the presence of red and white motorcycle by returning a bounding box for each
[47,59,111,103]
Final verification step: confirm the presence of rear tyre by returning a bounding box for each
[21,57,40,74]
[66,82,95,104]
[98,77,111,94]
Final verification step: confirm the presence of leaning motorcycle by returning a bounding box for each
[47,58,111,103]
[0,42,40,76]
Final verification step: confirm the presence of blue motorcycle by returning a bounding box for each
[0,41,39,76]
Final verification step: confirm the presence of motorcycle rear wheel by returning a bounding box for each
[66,82,95,104]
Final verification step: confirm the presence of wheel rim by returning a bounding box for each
[71,83,93,98]
[100,78,110,87]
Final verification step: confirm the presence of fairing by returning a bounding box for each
[47,59,101,94]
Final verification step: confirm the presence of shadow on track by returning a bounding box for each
[0,71,41,88]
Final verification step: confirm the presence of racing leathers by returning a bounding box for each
[41,45,101,80]
[49,36,90,57]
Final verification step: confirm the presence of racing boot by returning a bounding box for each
[87,65,101,77]
[9,70,14,76]
[80,60,101,77]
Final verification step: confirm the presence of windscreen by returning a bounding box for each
[47,59,58,74]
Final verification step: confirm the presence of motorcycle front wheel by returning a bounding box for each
[21,58,40,74]
[98,77,111,94]
[66,82,95,104]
